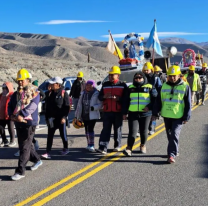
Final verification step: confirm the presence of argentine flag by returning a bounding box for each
[146,21,163,57]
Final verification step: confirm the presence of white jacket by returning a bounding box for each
[75,89,103,120]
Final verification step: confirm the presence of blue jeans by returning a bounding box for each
[73,98,79,111]
[99,112,123,151]
[164,118,183,158]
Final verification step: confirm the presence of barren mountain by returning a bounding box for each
[0,32,207,86]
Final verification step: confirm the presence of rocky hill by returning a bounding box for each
[0,32,207,86]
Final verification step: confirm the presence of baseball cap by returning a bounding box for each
[48,77,63,85]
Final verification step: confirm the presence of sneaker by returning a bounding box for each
[14,150,20,157]
[0,139,9,147]
[60,149,69,155]
[8,141,16,147]
[88,146,95,152]
[176,152,179,157]
[148,131,155,135]
[113,147,121,152]
[34,140,39,150]
[31,160,43,171]
[123,149,132,157]
[96,148,107,154]
[41,153,51,159]
[196,101,199,105]
[85,146,90,150]
[11,173,25,181]
[136,132,140,137]
[4,139,9,146]
[167,156,175,163]
[140,145,146,154]
[201,102,205,106]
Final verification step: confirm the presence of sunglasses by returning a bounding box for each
[134,76,143,79]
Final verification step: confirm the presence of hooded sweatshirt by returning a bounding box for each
[0,82,14,120]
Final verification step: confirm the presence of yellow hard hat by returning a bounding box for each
[16,68,30,81]
[77,72,84,78]
[189,65,195,71]
[72,118,84,129]
[202,63,207,67]
[109,66,121,74]
[142,62,154,72]
[154,65,162,72]
[167,65,181,76]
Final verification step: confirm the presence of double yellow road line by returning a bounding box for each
[15,96,207,206]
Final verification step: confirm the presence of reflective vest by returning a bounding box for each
[128,84,152,112]
[184,73,199,91]
[161,83,187,119]
[103,84,125,112]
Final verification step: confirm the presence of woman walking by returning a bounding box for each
[75,80,102,152]
[122,71,158,156]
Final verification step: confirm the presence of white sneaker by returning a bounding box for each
[31,160,43,171]
[88,146,95,152]
[14,151,20,157]
[34,140,39,150]
[11,173,25,181]
[149,131,155,135]
[113,147,121,152]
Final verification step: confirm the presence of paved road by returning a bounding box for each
[0,101,208,206]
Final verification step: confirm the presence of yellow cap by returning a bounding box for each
[167,65,181,75]
[202,63,207,67]
[142,62,154,72]
[154,65,162,72]
[77,71,84,78]
[109,66,121,74]
[189,65,195,71]
[16,68,30,81]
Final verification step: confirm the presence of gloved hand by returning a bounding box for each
[91,106,94,111]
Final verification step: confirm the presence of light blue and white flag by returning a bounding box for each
[146,21,163,57]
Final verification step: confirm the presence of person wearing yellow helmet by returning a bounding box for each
[143,62,162,135]
[184,65,202,106]
[97,65,127,154]
[8,68,42,180]
[196,62,208,105]
[154,65,166,84]
[69,71,86,111]
[152,65,191,164]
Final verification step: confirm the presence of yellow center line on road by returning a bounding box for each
[15,95,207,206]
[31,127,166,206]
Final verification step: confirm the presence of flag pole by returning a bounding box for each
[108,30,121,60]
[152,19,156,66]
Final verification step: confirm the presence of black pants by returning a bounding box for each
[46,121,68,153]
[196,84,206,102]
[83,119,96,146]
[0,119,15,143]
[16,126,40,175]
[127,113,151,149]
[99,112,123,150]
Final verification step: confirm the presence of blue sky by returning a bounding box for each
[0,0,207,42]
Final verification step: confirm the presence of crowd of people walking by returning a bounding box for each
[0,61,206,180]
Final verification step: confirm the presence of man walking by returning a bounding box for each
[152,65,191,163]
[8,68,42,181]
[97,66,127,154]
[185,65,201,106]
[69,72,86,111]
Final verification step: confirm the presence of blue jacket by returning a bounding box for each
[147,74,162,93]
[8,91,40,127]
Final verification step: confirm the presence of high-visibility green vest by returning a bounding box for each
[128,84,152,112]
[161,83,187,118]
[184,73,199,91]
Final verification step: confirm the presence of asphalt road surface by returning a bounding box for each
[1,100,208,206]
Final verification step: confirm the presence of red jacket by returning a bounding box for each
[0,82,14,120]
[98,81,127,112]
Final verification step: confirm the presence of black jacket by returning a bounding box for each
[38,88,46,102]
[45,87,70,120]
[69,79,86,98]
